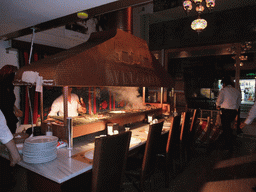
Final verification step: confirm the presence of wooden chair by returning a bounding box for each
[179,111,192,169]
[190,109,199,133]
[164,114,181,187]
[91,131,132,192]
[125,119,164,191]
[187,109,199,161]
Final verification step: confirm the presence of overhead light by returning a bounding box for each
[183,0,215,14]
[77,12,88,19]
[205,0,215,10]
[234,63,243,67]
[232,55,248,61]
[183,0,215,33]
[191,17,207,33]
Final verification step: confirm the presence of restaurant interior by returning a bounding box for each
[0,0,256,191]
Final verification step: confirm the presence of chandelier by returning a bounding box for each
[183,0,215,33]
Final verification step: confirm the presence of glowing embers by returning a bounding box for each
[191,18,207,33]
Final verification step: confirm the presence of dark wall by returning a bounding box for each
[168,55,238,109]
[149,5,256,50]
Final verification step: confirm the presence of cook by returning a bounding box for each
[47,87,87,119]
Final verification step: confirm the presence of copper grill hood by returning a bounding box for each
[14,29,173,88]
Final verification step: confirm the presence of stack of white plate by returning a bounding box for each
[22,136,58,164]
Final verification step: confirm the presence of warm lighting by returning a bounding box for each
[183,0,215,14]
[154,53,159,60]
[77,11,88,19]
[191,18,207,33]
[183,0,215,33]
[196,4,205,14]
[183,0,192,12]
[234,63,244,67]
[206,0,215,9]
[232,55,248,61]
[193,0,203,4]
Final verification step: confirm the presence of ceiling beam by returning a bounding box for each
[0,0,152,41]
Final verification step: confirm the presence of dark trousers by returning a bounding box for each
[220,108,238,150]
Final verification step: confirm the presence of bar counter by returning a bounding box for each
[0,121,170,190]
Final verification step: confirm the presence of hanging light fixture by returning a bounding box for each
[205,0,215,10]
[183,0,215,14]
[183,0,215,33]
[77,11,89,19]
[191,17,207,33]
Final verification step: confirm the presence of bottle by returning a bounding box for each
[46,122,53,136]
[36,115,41,127]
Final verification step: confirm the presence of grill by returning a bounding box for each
[13,10,173,141]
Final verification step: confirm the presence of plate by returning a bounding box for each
[25,136,58,144]
[84,150,94,160]
[22,135,58,164]
[23,154,57,164]
[23,148,57,157]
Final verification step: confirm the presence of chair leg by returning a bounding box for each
[165,167,169,188]
[124,173,141,192]
[140,177,146,192]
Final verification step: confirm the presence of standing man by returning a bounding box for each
[216,76,241,152]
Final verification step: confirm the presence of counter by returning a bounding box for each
[0,121,171,191]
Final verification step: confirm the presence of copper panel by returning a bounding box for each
[73,121,106,138]
[14,29,173,88]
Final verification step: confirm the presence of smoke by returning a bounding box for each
[107,87,145,110]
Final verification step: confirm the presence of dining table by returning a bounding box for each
[0,120,171,192]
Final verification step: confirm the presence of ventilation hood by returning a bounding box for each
[14,29,173,88]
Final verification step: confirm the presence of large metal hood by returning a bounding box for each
[14,29,173,87]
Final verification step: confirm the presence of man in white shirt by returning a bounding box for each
[0,110,21,166]
[216,76,241,151]
[47,87,86,118]
[240,102,256,129]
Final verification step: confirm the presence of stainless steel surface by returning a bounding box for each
[67,118,73,149]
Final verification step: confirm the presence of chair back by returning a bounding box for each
[92,131,132,192]
[141,119,164,181]
[164,115,181,187]
[180,111,192,143]
[189,109,199,142]
[166,115,181,161]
